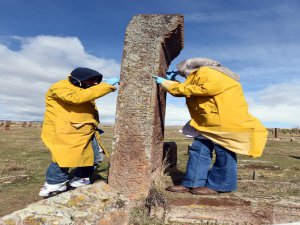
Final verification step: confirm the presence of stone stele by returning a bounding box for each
[108,14,184,199]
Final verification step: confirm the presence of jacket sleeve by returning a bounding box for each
[164,68,224,97]
[51,82,116,104]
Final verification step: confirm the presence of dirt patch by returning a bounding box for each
[169,196,251,207]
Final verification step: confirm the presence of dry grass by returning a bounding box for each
[0,125,300,221]
[0,126,114,217]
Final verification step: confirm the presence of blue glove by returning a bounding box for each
[166,70,178,81]
[105,77,120,86]
[152,75,166,84]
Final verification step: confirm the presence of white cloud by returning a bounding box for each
[0,35,120,121]
[245,80,300,128]
[165,100,190,126]
[95,92,118,124]
[1,35,298,128]
[185,4,300,24]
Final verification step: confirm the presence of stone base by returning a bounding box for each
[165,193,300,224]
[0,182,130,225]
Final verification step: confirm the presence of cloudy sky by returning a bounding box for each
[0,0,299,128]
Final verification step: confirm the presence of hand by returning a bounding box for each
[152,75,166,84]
[105,77,120,86]
[166,70,178,80]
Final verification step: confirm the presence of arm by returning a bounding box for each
[163,68,224,97]
[51,82,116,104]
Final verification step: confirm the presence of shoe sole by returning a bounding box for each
[190,190,219,195]
[43,190,67,198]
[166,188,190,193]
[69,183,90,188]
[39,187,68,197]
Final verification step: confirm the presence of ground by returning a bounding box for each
[0,126,299,224]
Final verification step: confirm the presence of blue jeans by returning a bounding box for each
[46,136,103,184]
[182,137,237,192]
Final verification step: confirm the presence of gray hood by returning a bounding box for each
[176,57,240,82]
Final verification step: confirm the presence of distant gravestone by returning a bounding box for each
[275,128,279,138]
[3,121,11,131]
[108,14,184,199]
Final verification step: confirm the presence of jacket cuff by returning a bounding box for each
[161,80,179,92]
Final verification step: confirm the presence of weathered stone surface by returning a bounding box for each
[0,182,130,225]
[108,14,184,200]
[166,195,300,224]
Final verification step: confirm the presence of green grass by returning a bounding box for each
[0,127,49,216]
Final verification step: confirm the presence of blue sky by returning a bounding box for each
[0,0,299,128]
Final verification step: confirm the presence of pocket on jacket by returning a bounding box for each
[197,105,220,126]
[56,115,96,134]
[69,117,96,134]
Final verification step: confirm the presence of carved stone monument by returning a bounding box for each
[108,14,184,199]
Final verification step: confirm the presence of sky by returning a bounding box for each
[0,0,299,128]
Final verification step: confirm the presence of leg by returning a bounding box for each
[70,136,99,188]
[92,135,104,166]
[206,144,237,192]
[69,166,94,188]
[46,162,69,184]
[181,138,214,188]
[74,166,94,179]
[39,163,69,197]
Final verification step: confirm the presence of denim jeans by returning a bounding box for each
[46,135,103,184]
[181,137,237,192]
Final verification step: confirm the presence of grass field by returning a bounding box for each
[0,126,299,218]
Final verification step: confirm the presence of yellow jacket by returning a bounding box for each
[163,66,268,157]
[41,79,116,167]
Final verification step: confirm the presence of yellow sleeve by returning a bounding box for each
[51,82,116,104]
[163,68,224,97]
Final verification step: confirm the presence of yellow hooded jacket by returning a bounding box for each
[163,66,268,157]
[41,79,116,167]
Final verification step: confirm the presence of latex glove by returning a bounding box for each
[152,75,166,84]
[166,70,178,81]
[105,77,120,86]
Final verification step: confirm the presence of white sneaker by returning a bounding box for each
[69,177,91,188]
[39,181,67,197]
